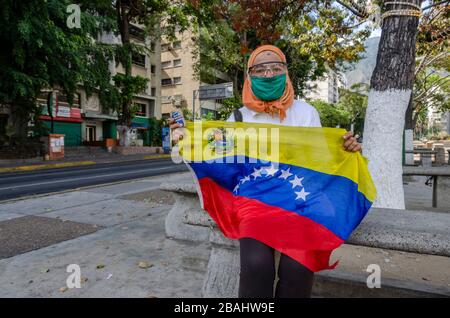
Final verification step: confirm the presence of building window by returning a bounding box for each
[151,87,156,97]
[162,61,171,68]
[161,43,170,52]
[172,94,183,107]
[56,92,80,108]
[129,25,145,41]
[173,41,181,49]
[134,102,147,116]
[151,64,156,74]
[162,96,172,104]
[173,59,182,67]
[150,42,155,52]
[161,78,173,86]
[173,77,182,85]
[132,52,146,68]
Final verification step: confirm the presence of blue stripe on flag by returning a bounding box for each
[188,157,372,240]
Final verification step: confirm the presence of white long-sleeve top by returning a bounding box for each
[226,99,322,127]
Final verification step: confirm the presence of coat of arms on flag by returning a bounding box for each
[177,120,377,272]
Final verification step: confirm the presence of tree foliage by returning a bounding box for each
[0,0,113,152]
[337,83,369,134]
[192,0,370,102]
[308,99,351,128]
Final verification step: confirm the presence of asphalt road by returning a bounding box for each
[0,158,188,201]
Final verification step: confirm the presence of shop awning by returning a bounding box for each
[83,111,118,121]
[131,122,149,129]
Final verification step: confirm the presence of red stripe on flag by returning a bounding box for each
[198,177,344,272]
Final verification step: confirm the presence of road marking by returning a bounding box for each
[0,155,172,174]
[0,161,171,182]
[0,161,96,173]
[0,169,188,204]
[0,166,176,191]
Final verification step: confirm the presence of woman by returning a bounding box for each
[169,45,361,298]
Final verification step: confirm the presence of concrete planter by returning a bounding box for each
[162,180,450,298]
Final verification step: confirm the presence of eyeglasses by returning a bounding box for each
[248,62,287,77]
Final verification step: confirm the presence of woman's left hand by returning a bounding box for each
[343,131,362,152]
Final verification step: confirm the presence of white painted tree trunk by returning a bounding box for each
[117,125,132,146]
[363,0,421,209]
[363,90,411,209]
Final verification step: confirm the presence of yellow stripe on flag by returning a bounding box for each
[179,121,377,202]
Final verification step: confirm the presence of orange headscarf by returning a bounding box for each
[242,45,295,121]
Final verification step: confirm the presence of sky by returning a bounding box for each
[370,28,381,38]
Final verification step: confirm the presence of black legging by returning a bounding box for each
[238,237,314,298]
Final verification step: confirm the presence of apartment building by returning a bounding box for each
[428,108,450,135]
[33,24,162,147]
[305,68,347,104]
[160,28,230,119]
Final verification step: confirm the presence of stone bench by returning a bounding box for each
[161,181,450,298]
[405,149,437,167]
[403,166,450,209]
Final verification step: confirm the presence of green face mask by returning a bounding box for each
[250,74,286,101]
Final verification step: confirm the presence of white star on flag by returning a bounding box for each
[263,165,278,176]
[289,175,304,189]
[279,167,293,180]
[233,183,240,193]
[251,168,263,179]
[295,188,310,201]
[240,175,251,184]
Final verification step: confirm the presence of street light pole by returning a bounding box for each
[192,90,195,121]
[192,89,198,121]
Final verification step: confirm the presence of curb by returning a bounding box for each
[0,161,96,174]
[0,154,172,174]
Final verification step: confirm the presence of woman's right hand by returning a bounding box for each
[168,118,185,144]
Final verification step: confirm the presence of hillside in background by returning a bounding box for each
[345,36,380,87]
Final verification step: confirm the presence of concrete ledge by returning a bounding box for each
[162,180,450,298]
[349,208,450,257]
[160,182,198,194]
[403,166,450,176]
[163,181,450,257]
[183,209,216,228]
[163,183,211,243]
[314,270,450,298]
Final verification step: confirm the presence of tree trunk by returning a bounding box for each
[116,1,133,146]
[404,95,415,165]
[362,0,422,209]
[118,6,132,127]
[404,95,414,130]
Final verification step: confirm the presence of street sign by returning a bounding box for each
[162,127,170,153]
[198,82,233,100]
[57,106,71,117]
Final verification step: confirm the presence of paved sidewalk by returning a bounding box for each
[0,171,447,297]
[0,172,211,298]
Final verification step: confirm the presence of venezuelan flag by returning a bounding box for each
[178,121,376,272]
